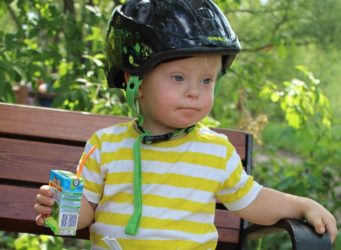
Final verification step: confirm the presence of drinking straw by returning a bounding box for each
[76,145,96,179]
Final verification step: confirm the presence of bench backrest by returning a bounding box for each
[0,103,253,249]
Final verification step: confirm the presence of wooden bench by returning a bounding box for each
[0,103,332,250]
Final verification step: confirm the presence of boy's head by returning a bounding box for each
[135,55,221,134]
[105,0,240,89]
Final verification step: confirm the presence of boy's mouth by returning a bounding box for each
[178,106,200,110]
[178,107,200,112]
[177,107,201,116]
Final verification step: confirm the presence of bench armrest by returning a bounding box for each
[244,219,332,250]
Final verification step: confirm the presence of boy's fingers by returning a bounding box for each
[35,214,46,226]
[34,185,54,227]
[34,203,52,215]
[36,185,54,207]
[36,193,54,207]
[308,216,325,234]
[309,216,337,243]
[325,218,337,243]
[38,185,53,197]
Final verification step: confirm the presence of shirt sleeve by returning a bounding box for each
[78,132,104,204]
[216,142,262,211]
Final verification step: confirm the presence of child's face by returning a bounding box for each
[137,55,221,135]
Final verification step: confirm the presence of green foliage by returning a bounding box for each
[260,65,331,129]
[0,232,90,250]
[0,0,126,115]
[0,0,340,249]
[14,234,62,250]
[253,123,341,248]
[0,231,15,249]
[254,68,339,248]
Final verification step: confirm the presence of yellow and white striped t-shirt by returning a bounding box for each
[81,121,262,250]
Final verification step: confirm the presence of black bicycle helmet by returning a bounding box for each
[105,0,241,88]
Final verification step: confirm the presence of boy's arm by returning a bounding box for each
[77,195,97,229]
[233,187,337,242]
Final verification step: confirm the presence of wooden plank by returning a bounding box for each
[0,103,248,160]
[0,103,129,142]
[217,228,240,243]
[214,209,241,230]
[215,210,240,244]
[0,137,83,184]
[0,184,37,222]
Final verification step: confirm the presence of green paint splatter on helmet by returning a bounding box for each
[129,55,134,64]
[141,43,153,58]
[128,55,139,67]
[134,43,141,53]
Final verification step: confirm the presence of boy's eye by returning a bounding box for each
[171,75,184,81]
[202,77,213,85]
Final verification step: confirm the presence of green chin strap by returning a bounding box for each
[125,76,145,127]
[125,76,151,235]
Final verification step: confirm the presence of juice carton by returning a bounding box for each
[45,170,84,236]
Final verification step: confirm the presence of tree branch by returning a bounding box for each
[226,8,283,14]
[5,1,20,30]
[241,40,318,52]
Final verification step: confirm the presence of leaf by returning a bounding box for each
[270,92,280,102]
[85,5,101,17]
[278,176,295,191]
[307,175,322,189]
[285,110,301,129]
[1,85,15,103]
[82,54,104,67]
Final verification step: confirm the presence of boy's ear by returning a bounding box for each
[124,72,130,83]
[137,84,143,98]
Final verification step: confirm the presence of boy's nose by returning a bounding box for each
[185,83,200,98]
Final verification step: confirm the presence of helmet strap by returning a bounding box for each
[125,130,147,235]
[126,76,145,127]
[125,75,150,235]
[136,122,195,144]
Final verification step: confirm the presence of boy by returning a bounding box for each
[35,0,337,249]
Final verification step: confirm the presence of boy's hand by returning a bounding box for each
[303,199,338,243]
[34,185,54,226]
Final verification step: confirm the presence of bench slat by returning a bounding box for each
[0,137,83,185]
[0,103,129,143]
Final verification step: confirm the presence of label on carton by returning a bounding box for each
[45,170,84,236]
